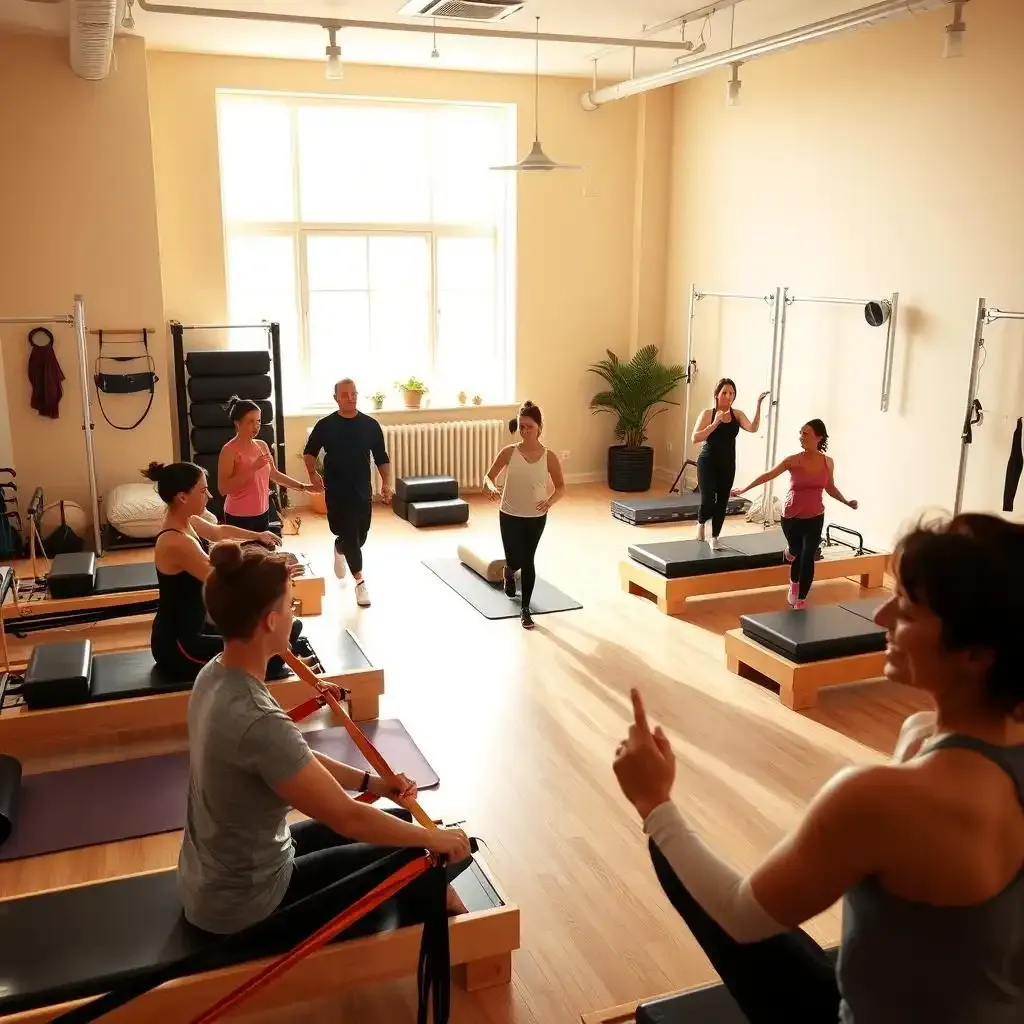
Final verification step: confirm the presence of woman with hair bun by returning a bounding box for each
[217,396,315,534]
[731,419,857,608]
[483,401,565,629]
[142,460,302,680]
[178,539,472,944]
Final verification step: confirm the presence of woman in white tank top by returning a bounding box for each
[484,401,565,629]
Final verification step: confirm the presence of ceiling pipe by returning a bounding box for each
[580,0,952,109]
[134,0,691,51]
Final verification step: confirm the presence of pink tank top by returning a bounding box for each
[222,440,271,516]
[783,457,829,519]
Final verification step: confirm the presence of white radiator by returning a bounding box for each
[374,419,507,495]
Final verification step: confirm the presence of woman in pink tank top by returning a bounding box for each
[732,419,858,608]
[217,397,315,534]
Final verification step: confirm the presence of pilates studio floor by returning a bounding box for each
[0,484,927,1023]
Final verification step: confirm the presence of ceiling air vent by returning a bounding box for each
[396,0,526,23]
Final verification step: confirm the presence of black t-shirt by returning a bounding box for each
[303,411,389,504]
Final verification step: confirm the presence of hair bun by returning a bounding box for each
[209,540,244,574]
[522,400,534,409]
[508,416,518,434]
[223,394,241,412]
[142,461,166,483]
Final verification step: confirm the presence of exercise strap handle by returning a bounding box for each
[281,650,437,831]
[93,329,159,431]
[185,855,433,1024]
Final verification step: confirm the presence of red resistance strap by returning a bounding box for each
[187,855,433,1024]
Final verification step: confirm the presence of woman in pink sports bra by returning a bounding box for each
[217,397,315,534]
[731,418,858,608]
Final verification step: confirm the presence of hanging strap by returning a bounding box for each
[93,329,159,430]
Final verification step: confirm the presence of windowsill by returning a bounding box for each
[284,403,518,419]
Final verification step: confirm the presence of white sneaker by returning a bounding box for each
[355,580,371,607]
[710,536,722,551]
[334,548,347,579]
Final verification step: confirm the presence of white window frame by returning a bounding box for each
[217,89,518,415]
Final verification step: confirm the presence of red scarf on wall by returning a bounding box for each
[27,327,65,419]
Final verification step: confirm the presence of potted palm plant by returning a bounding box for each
[588,344,688,492]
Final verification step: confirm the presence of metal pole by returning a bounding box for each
[695,290,772,302]
[787,295,871,306]
[953,298,988,518]
[762,287,790,526]
[173,323,271,331]
[73,295,104,555]
[0,315,72,325]
[762,288,783,475]
[171,323,190,462]
[987,309,1024,323]
[671,284,699,493]
[268,322,288,509]
[880,292,899,412]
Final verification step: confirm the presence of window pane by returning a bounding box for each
[306,235,368,291]
[225,233,302,405]
[437,236,495,293]
[217,97,294,222]
[308,291,370,394]
[431,106,512,225]
[370,290,430,391]
[436,292,497,402]
[296,105,430,224]
[369,236,430,292]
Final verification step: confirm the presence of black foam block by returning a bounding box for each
[740,606,886,663]
[396,476,459,502]
[407,499,469,528]
[185,350,271,377]
[187,375,272,403]
[189,399,273,428]
[23,640,92,709]
[47,552,97,599]
[0,754,21,845]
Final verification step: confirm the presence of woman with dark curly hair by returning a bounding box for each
[731,419,857,608]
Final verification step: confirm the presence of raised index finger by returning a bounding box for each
[630,688,652,736]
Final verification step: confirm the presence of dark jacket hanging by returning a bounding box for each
[27,327,65,419]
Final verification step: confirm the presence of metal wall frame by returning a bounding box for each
[0,296,102,554]
[953,299,1024,516]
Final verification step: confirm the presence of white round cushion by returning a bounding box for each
[105,482,167,539]
[457,543,506,583]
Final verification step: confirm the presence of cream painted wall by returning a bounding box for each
[145,50,650,483]
[0,32,169,524]
[664,0,1024,550]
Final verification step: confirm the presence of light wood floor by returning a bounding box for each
[0,486,926,1023]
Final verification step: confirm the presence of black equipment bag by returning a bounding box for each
[93,330,159,430]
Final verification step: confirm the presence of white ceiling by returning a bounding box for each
[0,0,903,79]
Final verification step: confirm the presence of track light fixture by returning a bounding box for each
[325,26,343,80]
[120,0,135,30]
[944,1,967,58]
[726,62,742,106]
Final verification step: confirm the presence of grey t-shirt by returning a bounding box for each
[177,657,313,934]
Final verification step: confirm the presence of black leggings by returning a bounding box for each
[697,454,736,537]
[153,618,304,682]
[499,511,547,611]
[327,496,371,575]
[649,840,839,1023]
[781,514,824,601]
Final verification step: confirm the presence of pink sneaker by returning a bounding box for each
[787,582,799,606]
[794,599,808,610]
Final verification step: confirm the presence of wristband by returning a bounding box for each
[359,771,371,793]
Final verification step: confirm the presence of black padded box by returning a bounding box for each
[88,650,191,702]
[839,596,886,623]
[93,563,159,596]
[740,606,887,664]
[408,499,470,528]
[185,350,271,377]
[396,475,459,503]
[391,497,410,521]
[23,640,93,709]
[187,375,272,404]
[628,540,751,579]
[47,552,97,599]
[722,528,789,560]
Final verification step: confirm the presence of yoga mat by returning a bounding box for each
[0,720,437,862]
[422,558,582,620]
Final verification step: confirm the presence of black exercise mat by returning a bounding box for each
[0,720,437,862]
[422,558,582,619]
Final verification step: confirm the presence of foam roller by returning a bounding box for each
[457,543,506,583]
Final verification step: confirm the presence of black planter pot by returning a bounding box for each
[608,444,654,492]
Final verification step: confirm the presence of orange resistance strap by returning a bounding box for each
[185,651,443,1023]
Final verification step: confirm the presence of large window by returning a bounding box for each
[217,91,517,414]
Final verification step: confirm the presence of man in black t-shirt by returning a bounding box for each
[303,378,392,607]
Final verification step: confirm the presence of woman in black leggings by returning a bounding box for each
[612,513,1024,1024]
[176,541,473,1019]
[484,402,566,629]
[690,379,769,549]
[142,460,301,681]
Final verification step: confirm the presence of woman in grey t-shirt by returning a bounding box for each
[177,540,473,942]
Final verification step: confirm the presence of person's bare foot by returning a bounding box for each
[446,885,467,917]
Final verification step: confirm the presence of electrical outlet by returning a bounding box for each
[560,450,570,462]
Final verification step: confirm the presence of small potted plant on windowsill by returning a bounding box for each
[396,377,428,410]
[370,391,386,411]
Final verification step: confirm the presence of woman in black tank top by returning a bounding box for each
[612,512,1024,1024]
[142,460,305,681]
[690,378,769,548]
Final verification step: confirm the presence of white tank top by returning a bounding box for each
[499,446,550,518]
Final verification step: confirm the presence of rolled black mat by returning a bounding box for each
[0,754,22,845]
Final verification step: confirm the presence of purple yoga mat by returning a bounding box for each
[0,720,438,863]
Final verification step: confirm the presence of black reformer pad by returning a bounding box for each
[739,605,887,663]
[628,529,789,579]
[48,553,158,600]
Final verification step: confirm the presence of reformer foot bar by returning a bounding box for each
[0,653,519,1023]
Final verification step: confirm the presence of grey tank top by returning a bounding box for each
[837,734,1024,1023]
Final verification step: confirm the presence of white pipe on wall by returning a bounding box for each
[580,0,951,109]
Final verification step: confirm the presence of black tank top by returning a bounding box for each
[699,409,741,460]
[153,528,209,640]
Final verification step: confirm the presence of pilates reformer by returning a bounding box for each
[0,654,520,1023]
[0,623,384,756]
[621,524,886,616]
[724,595,888,710]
